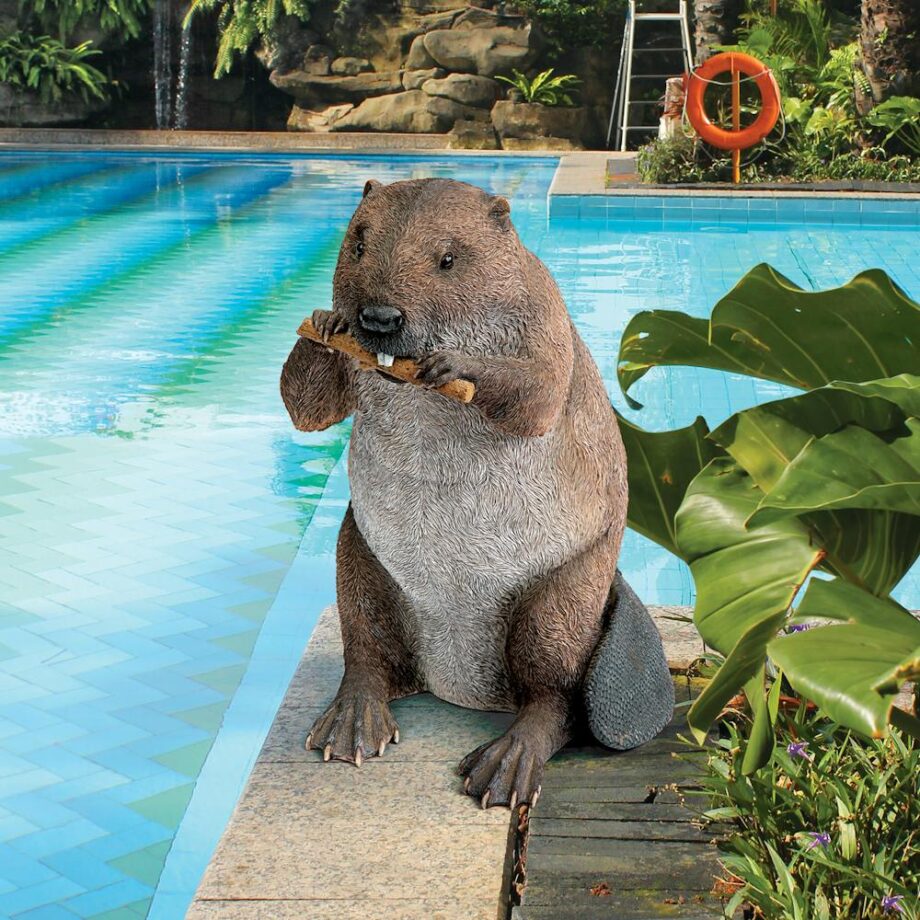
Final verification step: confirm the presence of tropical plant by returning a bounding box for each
[184,0,314,77]
[24,0,152,43]
[692,702,920,919]
[857,0,920,112]
[496,68,580,106]
[866,96,920,155]
[0,31,110,103]
[619,263,920,770]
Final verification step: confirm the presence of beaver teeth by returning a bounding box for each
[377,353,395,367]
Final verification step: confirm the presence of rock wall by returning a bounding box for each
[266,0,610,149]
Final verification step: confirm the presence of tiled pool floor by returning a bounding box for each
[0,151,917,919]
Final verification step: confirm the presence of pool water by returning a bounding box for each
[0,150,917,920]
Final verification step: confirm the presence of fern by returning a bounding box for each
[0,31,110,104]
[185,0,314,77]
[496,68,580,106]
[23,0,152,44]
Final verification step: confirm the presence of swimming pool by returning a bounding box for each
[0,150,917,919]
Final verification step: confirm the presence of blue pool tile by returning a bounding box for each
[0,150,918,920]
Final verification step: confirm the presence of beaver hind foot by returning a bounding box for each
[583,572,675,750]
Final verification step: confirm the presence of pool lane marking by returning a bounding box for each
[0,165,300,349]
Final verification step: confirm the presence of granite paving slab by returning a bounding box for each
[190,605,713,918]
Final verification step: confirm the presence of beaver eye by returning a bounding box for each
[440,252,454,270]
[354,240,365,258]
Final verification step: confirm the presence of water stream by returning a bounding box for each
[153,0,192,129]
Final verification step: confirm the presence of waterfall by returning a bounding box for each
[175,20,192,129]
[153,1,193,130]
[153,0,173,129]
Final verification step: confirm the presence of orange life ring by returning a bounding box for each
[684,52,780,151]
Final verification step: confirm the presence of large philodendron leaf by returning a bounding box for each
[618,413,722,557]
[617,264,920,407]
[768,579,920,737]
[710,375,920,596]
[676,458,824,741]
[750,419,920,524]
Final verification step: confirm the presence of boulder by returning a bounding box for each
[301,44,334,75]
[491,100,587,148]
[270,70,404,103]
[403,67,446,90]
[0,84,106,127]
[402,0,469,11]
[422,24,536,77]
[421,73,498,107]
[500,136,584,151]
[330,56,373,76]
[256,15,319,73]
[406,33,437,69]
[331,89,479,133]
[452,6,525,30]
[447,118,500,149]
[288,102,354,132]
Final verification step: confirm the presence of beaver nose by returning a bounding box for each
[359,305,404,334]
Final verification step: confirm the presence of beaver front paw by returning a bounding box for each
[458,733,545,810]
[416,350,479,390]
[312,308,349,342]
[306,693,399,766]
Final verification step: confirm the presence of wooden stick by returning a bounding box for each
[297,317,476,405]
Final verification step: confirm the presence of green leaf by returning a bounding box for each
[678,459,824,739]
[711,375,920,596]
[750,419,920,524]
[618,413,722,557]
[741,666,783,774]
[617,264,920,407]
[676,459,824,652]
[767,579,920,736]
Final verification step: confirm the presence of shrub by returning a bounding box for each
[619,264,920,770]
[636,134,920,184]
[0,31,110,103]
[693,703,920,919]
[508,0,625,54]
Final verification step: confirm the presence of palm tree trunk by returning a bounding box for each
[857,0,920,113]
[693,0,743,64]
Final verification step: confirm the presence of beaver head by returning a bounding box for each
[331,178,528,364]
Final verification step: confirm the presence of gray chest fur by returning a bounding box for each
[348,375,585,711]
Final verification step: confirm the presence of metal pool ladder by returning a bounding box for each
[607,0,694,150]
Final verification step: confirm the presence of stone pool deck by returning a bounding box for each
[187,605,713,920]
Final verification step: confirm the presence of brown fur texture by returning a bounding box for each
[280,178,628,807]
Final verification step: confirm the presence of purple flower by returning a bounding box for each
[787,623,811,633]
[806,831,831,850]
[882,895,904,914]
[786,741,810,759]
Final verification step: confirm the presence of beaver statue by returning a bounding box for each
[280,177,673,809]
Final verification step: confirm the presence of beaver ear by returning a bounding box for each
[488,195,511,231]
[363,179,382,198]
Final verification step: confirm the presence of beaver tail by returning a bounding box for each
[582,571,675,750]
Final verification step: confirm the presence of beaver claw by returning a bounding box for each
[312,308,349,342]
[458,734,545,810]
[306,693,399,765]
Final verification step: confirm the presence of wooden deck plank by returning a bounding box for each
[517,678,729,918]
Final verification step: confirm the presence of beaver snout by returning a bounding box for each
[359,305,404,335]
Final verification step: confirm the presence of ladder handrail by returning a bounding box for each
[608,0,694,150]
